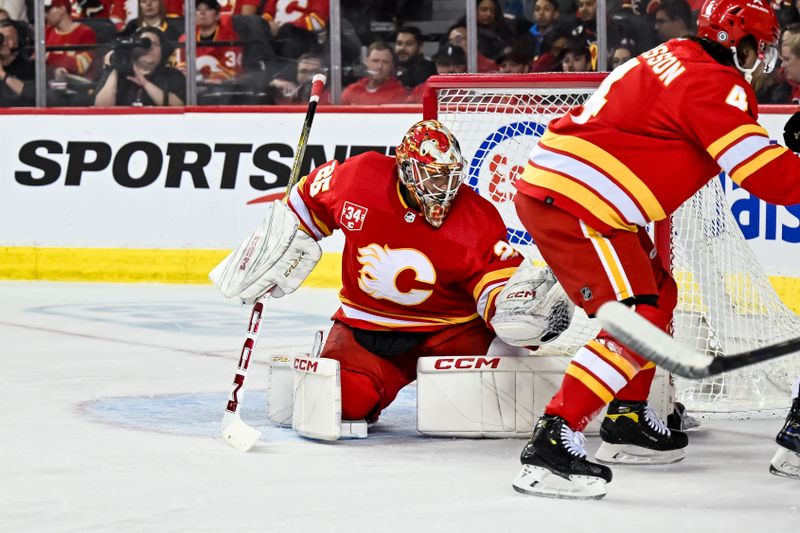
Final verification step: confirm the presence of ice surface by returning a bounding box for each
[1,281,797,532]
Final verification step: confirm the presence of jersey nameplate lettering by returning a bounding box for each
[641,44,686,86]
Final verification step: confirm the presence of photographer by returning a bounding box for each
[0,19,34,107]
[94,26,185,106]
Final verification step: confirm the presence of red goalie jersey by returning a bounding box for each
[287,152,523,332]
[518,38,800,234]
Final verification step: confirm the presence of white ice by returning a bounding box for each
[1,281,797,533]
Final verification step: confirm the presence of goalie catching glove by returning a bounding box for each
[210,200,322,303]
[490,260,574,347]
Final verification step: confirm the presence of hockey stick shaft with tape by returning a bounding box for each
[596,301,800,379]
[221,74,327,451]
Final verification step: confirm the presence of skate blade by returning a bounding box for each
[769,447,800,480]
[511,465,607,500]
[595,442,684,465]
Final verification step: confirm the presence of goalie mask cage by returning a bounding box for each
[422,73,800,415]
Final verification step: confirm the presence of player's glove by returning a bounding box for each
[783,111,800,152]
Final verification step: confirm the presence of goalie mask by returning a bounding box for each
[395,120,466,228]
[696,0,780,82]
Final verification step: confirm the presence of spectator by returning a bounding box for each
[0,0,25,21]
[261,0,329,60]
[120,0,182,44]
[447,23,497,73]
[175,0,242,82]
[269,52,327,104]
[394,25,436,90]
[777,0,800,28]
[406,44,468,103]
[72,0,127,29]
[496,44,532,73]
[654,0,693,43]
[517,0,562,61]
[94,26,185,106]
[610,1,655,54]
[0,19,34,106]
[0,8,8,20]
[572,0,597,44]
[45,0,96,81]
[341,41,407,105]
[456,0,516,60]
[767,31,800,103]
[531,25,571,71]
[609,43,634,69]
[559,38,593,71]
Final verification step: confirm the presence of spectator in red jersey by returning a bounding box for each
[653,0,694,43]
[45,0,97,81]
[0,19,34,106]
[341,41,407,105]
[120,0,183,44]
[176,0,242,82]
[94,26,185,106]
[446,24,497,73]
[72,0,127,29]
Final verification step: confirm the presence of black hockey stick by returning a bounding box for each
[596,301,800,380]
[221,73,327,452]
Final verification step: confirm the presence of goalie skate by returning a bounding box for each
[769,448,800,480]
[512,415,611,500]
[595,400,688,465]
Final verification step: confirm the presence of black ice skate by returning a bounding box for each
[769,396,800,480]
[512,415,612,500]
[595,400,688,465]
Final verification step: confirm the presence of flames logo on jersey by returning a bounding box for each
[356,244,435,306]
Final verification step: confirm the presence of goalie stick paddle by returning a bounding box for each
[596,301,800,379]
[221,73,328,452]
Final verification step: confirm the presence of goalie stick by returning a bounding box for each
[596,301,800,380]
[221,73,327,452]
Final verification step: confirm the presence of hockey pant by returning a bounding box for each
[320,318,496,421]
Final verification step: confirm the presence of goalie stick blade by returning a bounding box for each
[221,412,262,452]
[596,302,715,379]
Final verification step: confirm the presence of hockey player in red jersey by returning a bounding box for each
[211,119,575,431]
[511,0,800,499]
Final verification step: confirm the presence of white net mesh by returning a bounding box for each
[432,77,800,414]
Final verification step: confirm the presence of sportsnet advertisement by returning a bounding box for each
[0,109,798,290]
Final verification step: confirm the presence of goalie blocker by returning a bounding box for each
[267,352,674,439]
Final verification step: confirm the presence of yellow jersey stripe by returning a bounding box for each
[587,340,638,379]
[482,285,504,321]
[582,223,634,300]
[472,266,518,300]
[707,124,768,158]
[566,364,615,403]
[539,131,666,221]
[731,146,785,185]
[522,165,638,231]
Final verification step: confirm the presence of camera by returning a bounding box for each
[110,36,152,78]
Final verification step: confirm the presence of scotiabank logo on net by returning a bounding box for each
[14,140,394,205]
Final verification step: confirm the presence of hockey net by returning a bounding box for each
[422,73,800,415]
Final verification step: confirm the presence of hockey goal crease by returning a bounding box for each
[422,73,800,417]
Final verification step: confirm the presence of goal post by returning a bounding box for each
[423,73,800,415]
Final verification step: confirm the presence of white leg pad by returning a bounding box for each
[416,356,674,438]
[267,354,296,427]
[292,356,342,440]
[416,355,569,438]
